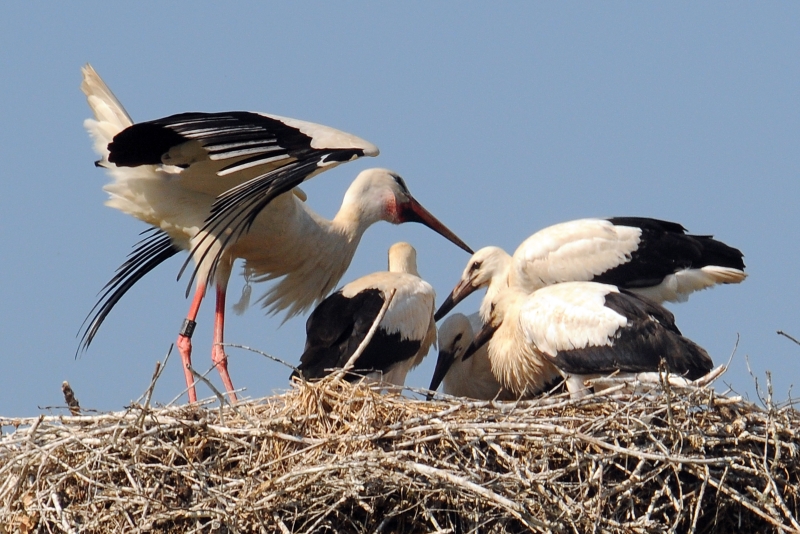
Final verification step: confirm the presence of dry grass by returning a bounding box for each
[1,370,799,533]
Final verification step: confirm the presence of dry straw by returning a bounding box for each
[1,364,798,534]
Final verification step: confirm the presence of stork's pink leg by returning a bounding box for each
[212,285,237,402]
[177,285,206,403]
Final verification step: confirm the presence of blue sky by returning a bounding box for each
[1,3,798,417]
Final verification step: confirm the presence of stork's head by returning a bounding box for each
[426,313,474,399]
[342,168,473,254]
[434,246,512,321]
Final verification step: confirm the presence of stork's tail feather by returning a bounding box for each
[671,265,747,301]
[81,64,133,163]
[691,234,746,271]
[78,229,179,353]
[671,336,714,381]
[629,231,747,303]
[699,265,747,285]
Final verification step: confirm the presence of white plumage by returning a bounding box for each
[509,218,746,304]
[436,217,747,323]
[431,218,743,397]
[80,65,471,402]
[295,242,436,387]
[470,282,713,398]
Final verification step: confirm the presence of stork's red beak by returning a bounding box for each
[462,321,498,362]
[434,278,478,321]
[400,197,473,254]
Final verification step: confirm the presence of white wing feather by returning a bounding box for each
[519,282,627,357]
[510,219,641,292]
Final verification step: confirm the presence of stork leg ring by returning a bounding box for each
[177,319,198,403]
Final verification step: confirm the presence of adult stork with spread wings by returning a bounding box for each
[79,65,472,402]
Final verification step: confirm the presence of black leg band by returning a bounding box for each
[179,319,197,338]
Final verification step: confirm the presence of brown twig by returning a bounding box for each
[61,381,81,416]
[777,330,800,347]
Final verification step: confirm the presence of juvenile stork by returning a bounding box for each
[435,217,747,323]
[293,242,436,387]
[79,66,472,403]
[427,313,516,400]
[465,282,714,398]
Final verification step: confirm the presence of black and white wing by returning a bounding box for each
[511,217,745,303]
[594,217,746,296]
[521,282,713,379]
[292,288,423,382]
[77,229,180,352]
[107,111,379,285]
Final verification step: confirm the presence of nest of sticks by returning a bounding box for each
[1,369,799,534]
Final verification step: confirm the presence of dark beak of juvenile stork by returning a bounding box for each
[426,346,458,400]
[462,321,499,362]
[434,277,477,321]
[400,197,473,255]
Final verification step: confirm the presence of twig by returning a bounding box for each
[135,344,173,408]
[693,365,727,387]
[221,343,297,371]
[777,330,800,347]
[187,364,253,424]
[689,465,709,534]
[61,381,81,416]
[340,288,396,374]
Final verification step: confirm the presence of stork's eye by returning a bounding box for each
[392,175,410,194]
[454,333,463,343]
[470,261,482,272]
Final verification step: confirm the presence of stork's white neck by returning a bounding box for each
[480,259,512,323]
[332,169,398,235]
[331,200,385,238]
[388,242,419,276]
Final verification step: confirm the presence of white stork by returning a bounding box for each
[465,282,714,398]
[79,66,472,403]
[293,242,436,387]
[435,217,747,323]
[427,313,516,400]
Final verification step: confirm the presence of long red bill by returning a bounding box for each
[401,197,473,254]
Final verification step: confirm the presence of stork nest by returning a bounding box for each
[1,372,799,533]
